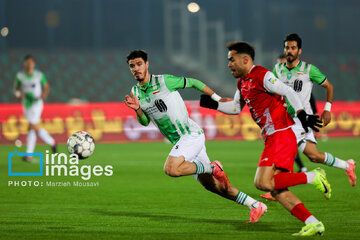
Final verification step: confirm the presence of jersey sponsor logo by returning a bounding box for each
[268,78,276,84]
[293,79,303,92]
[154,99,167,112]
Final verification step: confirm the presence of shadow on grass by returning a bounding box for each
[92,209,276,232]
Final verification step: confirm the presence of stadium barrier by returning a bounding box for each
[1,101,360,144]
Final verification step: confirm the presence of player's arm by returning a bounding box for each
[13,75,23,99]
[200,90,245,115]
[40,73,50,100]
[164,75,222,101]
[124,92,150,126]
[310,65,333,126]
[263,72,322,132]
[319,80,333,126]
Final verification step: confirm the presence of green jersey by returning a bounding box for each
[14,69,47,108]
[131,74,206,144]
[273,61,326,117]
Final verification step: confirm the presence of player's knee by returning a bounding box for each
[254,180,274,191]
[163,163,181,177]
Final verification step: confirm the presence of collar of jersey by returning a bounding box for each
[137,75,152,91]
[285,60,302,71]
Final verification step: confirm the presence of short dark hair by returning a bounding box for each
[226,41,255,60]
[284,33,302,49]
[126,50,148,64]
[24,54,35,62]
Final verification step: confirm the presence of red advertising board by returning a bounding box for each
[1,101,359,144]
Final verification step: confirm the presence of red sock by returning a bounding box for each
[274,172,307,189]
[290,203,312,223]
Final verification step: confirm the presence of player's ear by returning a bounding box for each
[145,61,149,68]
[243,55,249,65]
[298,48,302,55]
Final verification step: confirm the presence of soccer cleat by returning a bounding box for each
[292,222,325,236]
[312,168,331,200]
[260,192,276,201]
[211,161,230,189]
[248,202,267,223]
[51,143,58,154]
[346,159,356,186]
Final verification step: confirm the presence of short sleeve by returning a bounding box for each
[14,76,21,88]
[40,73,47,86]
[163,75,186,91]
[309,65,326,85]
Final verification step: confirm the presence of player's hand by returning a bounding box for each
[321,111,331,127]
[297,110,323,132]
[14,90,23,100]
[200,94,218,110]
[124,92,140,111]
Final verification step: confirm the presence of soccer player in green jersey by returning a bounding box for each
[14,55,57,161]
[273,34,356,187]
[124,50,267,223]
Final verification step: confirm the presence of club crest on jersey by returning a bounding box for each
[145,96,151,103]
[287,72,292,79]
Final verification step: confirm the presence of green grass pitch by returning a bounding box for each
[0,138,359,239]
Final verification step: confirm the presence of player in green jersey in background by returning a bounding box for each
[273,34,356,187]
[14,55,57,162]
[124,50,268,223]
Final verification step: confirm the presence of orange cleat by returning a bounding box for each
[346,159,356,186]
[248,202,268,223]
[211,161,230,189]
[260,192,276,201]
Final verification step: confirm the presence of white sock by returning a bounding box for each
[305,215,319,224]
[235,192,259,209]
[324,152,349,170]
[38,128,55,146]
[305,172,316,184]
[26,130,37,153]
[194,161,213,174]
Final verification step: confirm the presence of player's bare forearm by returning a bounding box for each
[322,80,334,103]
[320,80,333,126]
[202,86,215,96]
[41,83,50,100]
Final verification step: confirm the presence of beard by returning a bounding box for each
[286,53,299,63]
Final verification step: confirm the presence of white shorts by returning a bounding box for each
[24,100,43,125]
[291,118,317,152]
[169,132,210,180]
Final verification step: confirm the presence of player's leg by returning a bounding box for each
[294,152,307,172]
[164,134,213,177]
[23,104,39,162]
[33,101,57,153]
[271,187,325,236]
[195,146,267,223]
[302,140,356,186]
[164,155,210,177]
[255,130,331,199]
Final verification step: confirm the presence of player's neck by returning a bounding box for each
[138,73,151,86]
[286,59,300,69]
[25,69,34,76]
